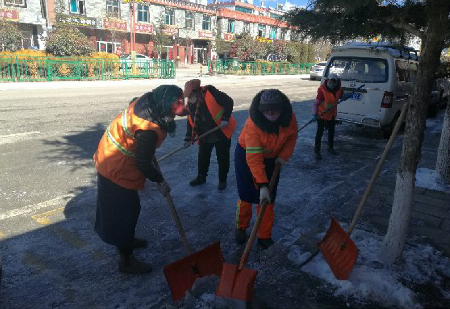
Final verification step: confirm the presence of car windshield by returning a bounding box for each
[325,57,388,83]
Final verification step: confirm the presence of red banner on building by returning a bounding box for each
[135,23,153,34]
[103,18,127,32]
[162,26,178,35]
[198,31,213,39]
[223,33,235,41]
[0,8,19,21]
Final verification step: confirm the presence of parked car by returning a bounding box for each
[323,42,421,137]
[119,53,152,70]
[310,61,327,80]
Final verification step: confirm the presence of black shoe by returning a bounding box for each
[132,237,148,249]
[217,181,227,190]
[235,229,247,245]
[189,176,206,186]
[118,255,152,274]
[328,148,338,155]
[258,238,274,250]
[314,152,322,160]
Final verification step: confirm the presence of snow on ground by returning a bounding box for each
[287,228,450,309]
[415,167,450,193]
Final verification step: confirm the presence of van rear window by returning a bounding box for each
[325,57,388,83]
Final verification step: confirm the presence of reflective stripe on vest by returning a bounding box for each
[121,108,134,138]
[106,125,135,157]
[245,146,272,154]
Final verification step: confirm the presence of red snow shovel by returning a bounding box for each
[163,193,224,301]
[154,161,224,301]
[216,164,281,302]
[315,101,410,280]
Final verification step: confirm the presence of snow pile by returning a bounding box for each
[415,167,450,193]
[287,229,450,309]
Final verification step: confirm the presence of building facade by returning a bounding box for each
[1,0,294,64]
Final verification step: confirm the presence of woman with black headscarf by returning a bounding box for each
[93,85,185,274]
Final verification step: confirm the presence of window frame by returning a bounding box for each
[258,24,266,38]
[202,14,211,31]
[165,8,175,25]
[227,19,235,33]
[137,3,149,23]
[69,0,85,15]
[106,0,120,19]
[185,11,194,29]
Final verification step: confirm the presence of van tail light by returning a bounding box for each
[381,91,393,108]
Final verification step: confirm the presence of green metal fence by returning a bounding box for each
[0,56,175,82]
[208,60,315,76]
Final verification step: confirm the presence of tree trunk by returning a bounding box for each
[380,0,450,264]
[436,101,450,183]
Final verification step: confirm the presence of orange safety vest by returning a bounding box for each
[188,87,236,139]
[318,84,342,120]
[93,101,167,190]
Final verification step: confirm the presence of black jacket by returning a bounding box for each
[185,85,234,142]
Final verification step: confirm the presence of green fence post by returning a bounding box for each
[47,58,50,81]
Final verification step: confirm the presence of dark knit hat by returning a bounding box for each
[258,89,283,112]
[152,85,183,116]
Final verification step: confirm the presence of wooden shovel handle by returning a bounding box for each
[347,101,410,235]
[157,126,222,163]
[153,159,193,255]
[238,164,281,270]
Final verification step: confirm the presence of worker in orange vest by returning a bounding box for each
[93,85,185,274]
[234,89,298,249]
[183,79,236,190]
[312,73,344,160]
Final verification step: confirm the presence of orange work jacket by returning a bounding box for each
[238,114,298,184]
[188,87,236,139]
[93,101,167,190]
[318,84,342,120]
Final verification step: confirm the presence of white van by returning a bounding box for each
[322,42,419,137]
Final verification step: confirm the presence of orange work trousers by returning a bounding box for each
[235,199,275,239]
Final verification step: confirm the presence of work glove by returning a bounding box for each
[157,181,171,197]
[220,120,229,128]
[311,114,318,121]
[259,186,271,204]
[275,157,287,165]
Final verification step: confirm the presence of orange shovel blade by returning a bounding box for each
[318,217,359,280]
[164,241,224,301]
[216,263,258,302]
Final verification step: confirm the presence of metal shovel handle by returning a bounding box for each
[238,164,281,271]
[157,125,222,163]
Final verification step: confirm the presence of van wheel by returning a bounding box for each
[383,114,403,139]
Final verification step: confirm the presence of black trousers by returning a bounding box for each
[314,119,336,152]
[198,138,231,182]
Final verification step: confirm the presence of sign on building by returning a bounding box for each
[103,18,127,32]
[56,14,97,28]
[0,8,19,21]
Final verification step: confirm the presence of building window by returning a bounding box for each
[185,11,194,29]
[106,0,120,18]
[70,0,85,14]
[97,41,121,54]
[243,22,250,33]
[280,29,286,40]
[165,8,175,25]
[202,15,211,30]
[227,20,235,33]
[258,25,266,37]
[269,26,276,39]
[137,4,148,22]
[4,0,26,7]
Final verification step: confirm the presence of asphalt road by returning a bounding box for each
[0,74,407,308]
